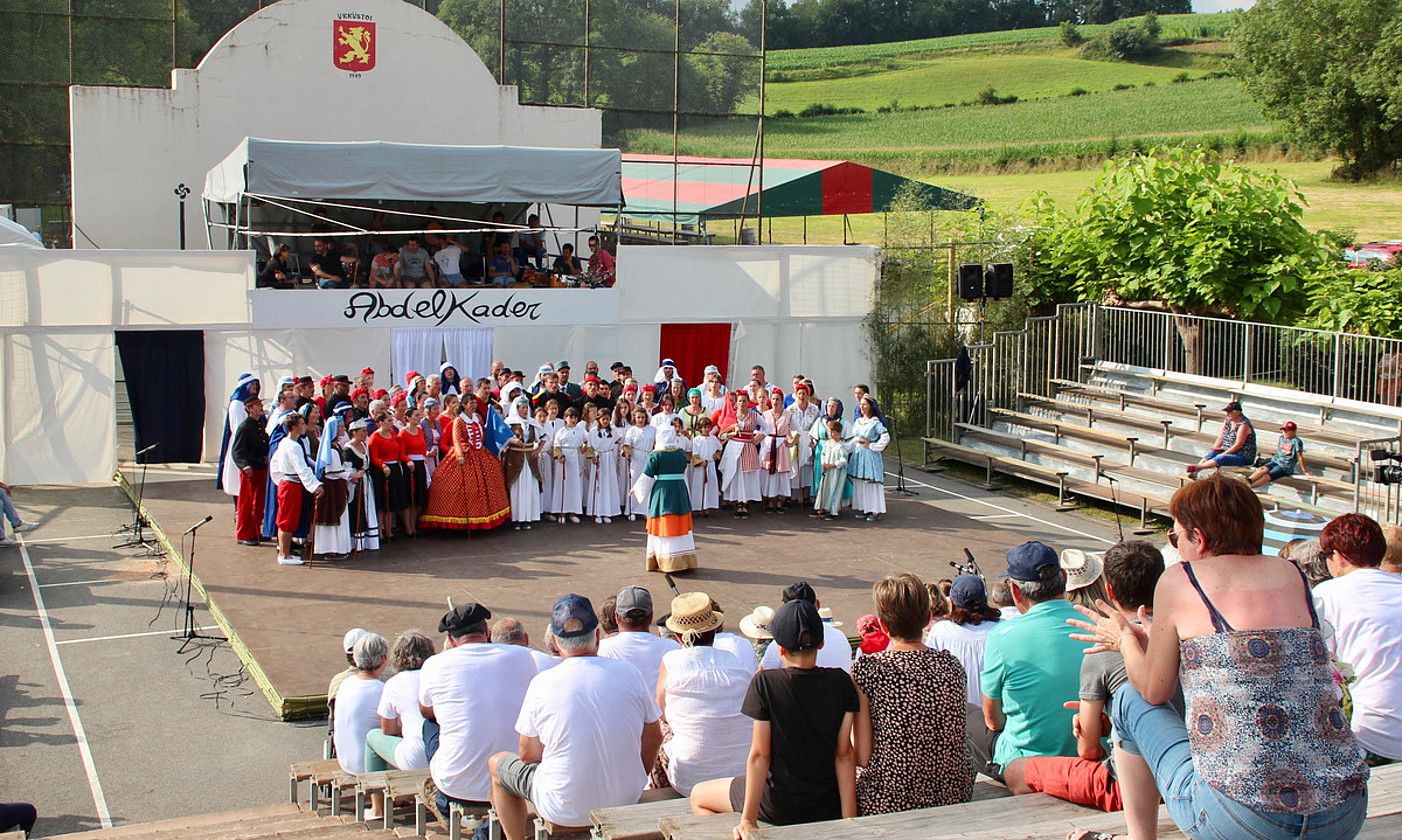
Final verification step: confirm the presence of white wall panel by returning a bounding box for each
[3,331,115,485]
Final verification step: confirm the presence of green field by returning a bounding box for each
[766,13,1235,74]
[761,47,1226,114]
[624,78,1275,172]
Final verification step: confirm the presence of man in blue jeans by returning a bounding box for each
[1187,401,1256,477]
[0,480,39,546]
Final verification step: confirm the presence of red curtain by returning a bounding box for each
[659,323,731,388]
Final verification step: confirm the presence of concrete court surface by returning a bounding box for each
[0,462,1119,837]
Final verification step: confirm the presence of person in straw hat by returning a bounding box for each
[653,593,755,795]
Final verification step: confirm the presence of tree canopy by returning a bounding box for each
[1232,0,1402,180]
[1026,146,1333,323]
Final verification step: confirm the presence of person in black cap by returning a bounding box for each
[609,362,628,400]
[1187,400,1255,477]
[418,602,538,822]
[489,594,663,839]
[689,598,859,831]
[757,582,852,672]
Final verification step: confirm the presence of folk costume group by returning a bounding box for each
[217,360,892,573]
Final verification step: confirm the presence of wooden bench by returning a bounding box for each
[659,812,758,840]
[289,759,352,812]
[590,789,690,840]
[353,768,430,832]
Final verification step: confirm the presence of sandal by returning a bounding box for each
[1067,831,1121,840]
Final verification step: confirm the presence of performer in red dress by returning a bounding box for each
[419,396,511,531]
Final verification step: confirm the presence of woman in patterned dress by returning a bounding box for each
[853,573,972,815]
[418,395,511,531]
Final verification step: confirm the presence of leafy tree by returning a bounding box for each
[1026,147,1336,371]
[1233,0,1402,181]
[1307,268,1402,337]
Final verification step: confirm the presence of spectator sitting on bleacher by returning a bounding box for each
[966,541,1087,783]
[1067,476,1368,840]
[328,627,369,708]
[598,585,680,690]
[307,237,349,289]
[655,592,754,796]
[491,616,559,673]
[689,598,859,831]
[514,213,547,268]
[396,237,436,289]
[1314,513,1402,765]
[1248,420,1311,487]
[489,594,663,839]
[488,240,519,288]
[334,632,388,778]
[1384,524,1402,575]
[757,582,853,672]
[368,247,398,289]
[1004,540,1172,813]
[258,244,294,289]
[990,577,1020,621]
[553,243,583,276]
[419,603,538,821]
[925,575,1001,709]
[854,574,973,815]
[366,630,436,775]
[1186,401,1255,477]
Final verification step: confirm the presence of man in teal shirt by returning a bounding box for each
[969,540,1089,781]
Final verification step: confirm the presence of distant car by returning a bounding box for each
[1345,241,1402,270]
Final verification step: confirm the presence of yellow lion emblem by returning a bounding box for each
[337,25,373,66]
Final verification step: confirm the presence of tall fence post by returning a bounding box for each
[1242,323,1253,386]
[1332,333,1344,400]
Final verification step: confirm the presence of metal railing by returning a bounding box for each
[923,303,1402,524]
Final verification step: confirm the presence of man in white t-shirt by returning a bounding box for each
[433,239,468,288]
[598,586,679,689]
[755,581,852,672]
[419,603,538,818]
[491,616,560,673]
[1314,514,1402,762]
[489,594,663,838]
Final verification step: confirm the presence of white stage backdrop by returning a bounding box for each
[443,328,495,383]
[3,331,115,485]
[391,329,444,389]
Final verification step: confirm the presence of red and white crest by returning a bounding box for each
[333,20,376,72]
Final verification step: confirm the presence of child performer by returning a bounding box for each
[687,416,721,516]
[551,407,586,524]
[621,407,657,522]
[814,418,851,521]
[586,410,622,523]
[539,400,563,521]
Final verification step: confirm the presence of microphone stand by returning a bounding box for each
[887,412,917,497]
[115,442,164,556]
[174,515,226,653]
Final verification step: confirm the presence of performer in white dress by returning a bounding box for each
[785,384,821,507]
[538,402,563,520]
[312,415,354,557]
[620,408,657,521]
[502,396,545,529]
[585,412,623,523]
[550,408,586,523]
[686,417,721,515]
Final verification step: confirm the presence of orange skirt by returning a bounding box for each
[419,448,511,531]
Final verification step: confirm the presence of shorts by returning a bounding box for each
[1206,449,1253,468]
[1020,756,1122,812]
[275,481,304,532]
[494,754,538,803]
[727,775,747,812]
[441,273,466,288]
[1266,463,1293,480]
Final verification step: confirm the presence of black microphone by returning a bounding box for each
[136,443,160,456]
[183,515,214,535]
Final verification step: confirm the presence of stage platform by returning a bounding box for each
[128,463,1121,719]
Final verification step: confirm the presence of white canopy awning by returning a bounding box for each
[0,216,42,247]
[202,138,623,207]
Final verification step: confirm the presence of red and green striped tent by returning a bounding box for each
[620,154,980,222]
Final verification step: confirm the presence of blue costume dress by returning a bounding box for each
[846,416,890,516]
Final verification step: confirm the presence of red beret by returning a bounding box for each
[361,367,375,376]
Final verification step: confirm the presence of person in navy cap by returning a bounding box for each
[965,541,1088,782]
[489,594,662,839]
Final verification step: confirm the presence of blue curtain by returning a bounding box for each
[115,330,205,464]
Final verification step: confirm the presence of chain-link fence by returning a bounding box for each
[0,1,441,213]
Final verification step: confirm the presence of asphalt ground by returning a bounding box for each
[0,462,1118,837]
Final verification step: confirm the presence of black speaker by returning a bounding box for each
[958,263,984,301]
[985,262,1013,299]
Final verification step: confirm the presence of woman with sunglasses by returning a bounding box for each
[1066,474,1367,840]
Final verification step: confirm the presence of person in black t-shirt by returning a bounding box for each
[689,599,858,835]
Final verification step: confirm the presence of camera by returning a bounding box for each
[949,548,983,579]
[1371,449,1402,485]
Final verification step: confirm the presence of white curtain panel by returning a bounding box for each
[391,329,445,390]
[3,330,115,485]
[442,327,494,383]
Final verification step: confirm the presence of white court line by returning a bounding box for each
[18,539,113,828]
[887,470,1115,545]
[20,533,124,545]
[55,625,215,646]
[969,513,1023,521]
[39,578,126,589]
